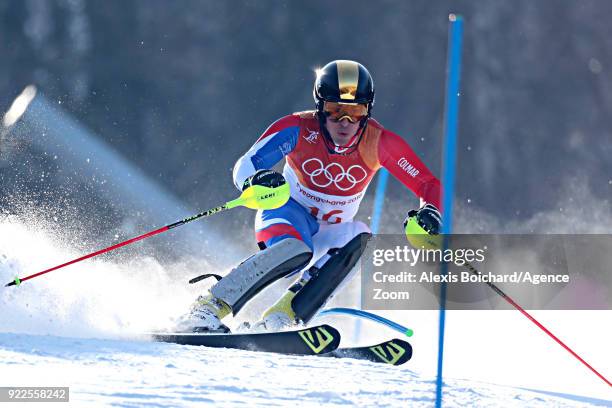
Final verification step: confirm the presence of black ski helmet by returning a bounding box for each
[313,60,375,114]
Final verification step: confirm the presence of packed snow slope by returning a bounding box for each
[1,216,611,407]
[0,331,609,407]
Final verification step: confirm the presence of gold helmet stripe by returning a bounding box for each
[336,60,359,101]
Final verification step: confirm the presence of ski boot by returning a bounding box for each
[250,269,316,332]
[252,290,298,332]
[177,293,232,333]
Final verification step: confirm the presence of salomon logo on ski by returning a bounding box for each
[321,338,413,365]
[297,327,336,354]
[369,341,406,365]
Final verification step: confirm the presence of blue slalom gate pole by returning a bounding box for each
[370,169,389,234]
[435,13,464,408]
[354,169,390,341]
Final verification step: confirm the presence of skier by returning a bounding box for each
[180,60,442,332]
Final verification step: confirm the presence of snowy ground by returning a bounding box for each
[1,217,611,407]
[1,332,610,407]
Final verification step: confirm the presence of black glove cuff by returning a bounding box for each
[242,169,286,191]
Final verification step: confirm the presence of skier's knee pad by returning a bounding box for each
[291,232,371,323]
[211,237,312,314]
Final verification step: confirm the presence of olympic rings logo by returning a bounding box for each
[301,158,367,191]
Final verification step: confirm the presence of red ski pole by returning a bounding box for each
[464,261,611,387]
[5,183,289,287]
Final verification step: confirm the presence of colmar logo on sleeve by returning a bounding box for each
[397,157,420,178]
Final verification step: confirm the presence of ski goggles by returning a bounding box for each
[322,101,368,123]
